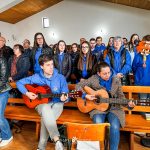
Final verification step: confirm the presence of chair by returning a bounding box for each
[64,122,110,150]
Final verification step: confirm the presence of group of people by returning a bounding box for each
[0,33,150,150]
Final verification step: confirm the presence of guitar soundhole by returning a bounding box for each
[94,98,101,104]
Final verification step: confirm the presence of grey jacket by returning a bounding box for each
[76,74,126,127]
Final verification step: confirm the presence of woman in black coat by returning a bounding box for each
[53,40,72,81]
[8,44,30,82]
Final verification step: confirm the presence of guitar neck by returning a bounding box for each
[38,93,62,99]
[99,97,131,105]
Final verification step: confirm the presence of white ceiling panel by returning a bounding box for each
[0,0,24,13]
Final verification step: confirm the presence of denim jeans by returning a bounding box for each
[0,91,12,140]
[93,112,120,150]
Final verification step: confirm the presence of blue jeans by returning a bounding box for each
[0,91,12,140]
[93,112,120,150]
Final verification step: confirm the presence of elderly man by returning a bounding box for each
[0,36,13,60]
[22,39,31,57]
[105,36,131,85]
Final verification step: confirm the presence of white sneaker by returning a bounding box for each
[0,136,13,147]
[55,140,64,150]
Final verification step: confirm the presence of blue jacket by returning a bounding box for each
[105,46,131,75]
[95,44,106,52]
[16,69,69,103]
[132,53,150,86]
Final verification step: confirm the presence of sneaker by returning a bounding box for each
[55,140,64,150]
[0,136,13,147]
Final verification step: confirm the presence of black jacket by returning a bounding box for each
[53,53,72,80]
[70,51,79,74]
[0,56,11,93]
[30,47,54,71]
[0,45,13,60]
[8,54,30,81]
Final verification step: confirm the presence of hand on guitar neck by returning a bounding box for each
[60,93,68,102]
[128,100,135,108]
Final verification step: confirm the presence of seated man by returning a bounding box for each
[76,62,135,150]
[17,54,68,150]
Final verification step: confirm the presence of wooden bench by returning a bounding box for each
[5,83,150,150]
[5,83,92,141]
[121,86,150,150]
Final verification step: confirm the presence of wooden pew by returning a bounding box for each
[121,86,150,150]
[6,83,91,140]
[5,82,150,150]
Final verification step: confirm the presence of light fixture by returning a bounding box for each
[42,17,49,28]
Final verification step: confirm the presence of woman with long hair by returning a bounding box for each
[53,40,71,81]
[30,32,54,73]
[77,41,97,81]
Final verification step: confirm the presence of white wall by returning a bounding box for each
[1,0,150,46]
[0,21,16,47]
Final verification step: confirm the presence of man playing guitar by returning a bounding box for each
[76,62,135,150]
[17,54,68,150]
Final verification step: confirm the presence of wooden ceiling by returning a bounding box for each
[101,0,150,10]
[0,0,63,24]
[0,0,150,24]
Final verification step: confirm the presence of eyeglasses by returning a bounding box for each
[82,46,89,49]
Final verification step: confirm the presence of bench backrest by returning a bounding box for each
[122,86,150,113]
[9,82,150,113]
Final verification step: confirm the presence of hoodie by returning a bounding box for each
[16,68,69,103]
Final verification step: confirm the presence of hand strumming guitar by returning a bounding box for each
[85,94,97,101]
[26,92,37,100]
[60,93,68,102]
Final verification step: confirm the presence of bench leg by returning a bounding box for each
[130,132,134,150]
[36,122,40,141]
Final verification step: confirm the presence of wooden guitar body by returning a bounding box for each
[23,84,82,109]
[77,86,109,113]
[23,84,51,108]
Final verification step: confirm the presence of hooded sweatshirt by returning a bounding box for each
[16,68,69,103]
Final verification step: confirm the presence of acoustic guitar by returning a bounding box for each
[23,84,82,108]
[77,86,150,113]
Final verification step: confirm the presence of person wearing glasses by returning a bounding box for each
[105,36,131,85]
[30,32,54,73]
[76,62,135,150]
[76,41,97,82]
